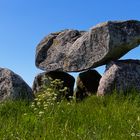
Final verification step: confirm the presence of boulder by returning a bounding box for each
[75,70,101,100]
[97,60,140,96]
[35,29,85,71]
[66,20,140,71]
[0,68,34,101]
[35,20,140,72]
[32,71,75,100]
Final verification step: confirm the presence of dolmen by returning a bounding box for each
[1,20,139,102]
[34,20,140,99]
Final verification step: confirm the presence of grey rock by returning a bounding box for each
[32,71,75,100]
[66,20,140,71]
[97,60,140,96]
[75,70,101,100]
[0,68,34,101]
[35,29,85,71]
[36,20,140,72]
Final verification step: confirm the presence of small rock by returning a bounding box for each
[97,60,140,96]
[0,68,34,101]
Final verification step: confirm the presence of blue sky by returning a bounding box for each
[0,0,140,86]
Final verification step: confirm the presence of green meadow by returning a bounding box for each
[0,92,140,140]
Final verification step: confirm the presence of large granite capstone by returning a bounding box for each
[35,29,85,71]
[36,20,140,72]
[66,20,140,71]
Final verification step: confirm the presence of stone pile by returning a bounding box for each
[34,20,140,99]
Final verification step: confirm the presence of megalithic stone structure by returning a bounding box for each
[36,20,140,72]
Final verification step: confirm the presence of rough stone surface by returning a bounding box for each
[32,71,75,100]
[97,60,140,96]
[0,68,34,101]
[75,70,101,100]
[36,20,140,72]
[66,20,140,71]
[35,29,85,71]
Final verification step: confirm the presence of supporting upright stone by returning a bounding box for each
[32,71,75,100]
[97,60,140,96]
[75,70,101,100]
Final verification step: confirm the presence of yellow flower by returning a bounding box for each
[23,113,27,116]
[37,102,41,105]
[44,107,48,110]
[34,108,37,111]
[47,88,52,91]
[39,111,44,115]
[137,116,140,121]
[44,104,48,107]
[34,98,38,101]
[31,104,35,108]
[64,87,68,91]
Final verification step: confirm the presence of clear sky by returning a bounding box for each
[0,0,140,87]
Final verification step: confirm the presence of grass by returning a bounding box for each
[0,93,140,140]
